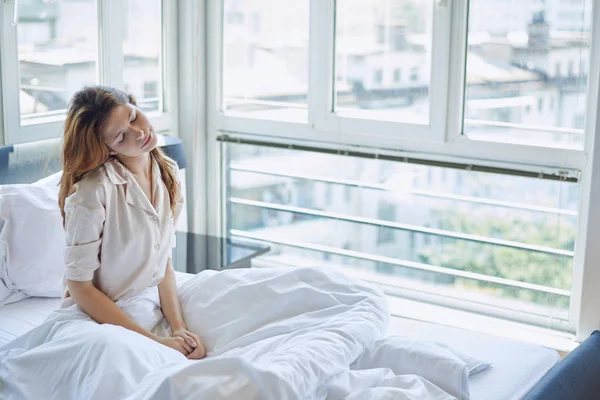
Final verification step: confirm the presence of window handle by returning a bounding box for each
[436,0,449,7]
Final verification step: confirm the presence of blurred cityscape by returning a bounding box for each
[16,0,161,116]
[223,0,591,149]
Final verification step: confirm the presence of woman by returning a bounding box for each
[58,85,205,360]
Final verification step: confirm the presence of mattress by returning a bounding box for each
[388,317,560,400]
[0,297,62,347]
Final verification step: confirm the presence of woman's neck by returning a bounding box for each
[117,152,152,178]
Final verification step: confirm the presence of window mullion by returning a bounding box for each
[98,0,124,89]
[573,0,600,340]
[308,0,335,134]
[428,0,452,141]
[1,0,21,145]
[445,0,469,143]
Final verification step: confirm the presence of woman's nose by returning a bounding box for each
[135,128,146,140]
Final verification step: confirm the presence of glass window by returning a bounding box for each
[374,69,383,85]
[225,142,578,324]
[464,3,591,150]
[17,0,98,118]
[123,0,162,113]
[409,67,419,82]
[568,61,574,76]
[334,0,433,124]
[222,0,309,122]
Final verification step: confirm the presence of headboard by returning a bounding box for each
[0,134,186,185]
[0,139,62,185]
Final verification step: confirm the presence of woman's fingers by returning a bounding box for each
[187,343,206,360]
[176,337,193,354]
[183,333,197,348]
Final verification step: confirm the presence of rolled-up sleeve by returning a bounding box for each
[63,180,106,282]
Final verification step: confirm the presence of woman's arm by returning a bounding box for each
[158,260,206,359]
[68,280,155,339]
[157,259,186,332]
[68,279,190,355]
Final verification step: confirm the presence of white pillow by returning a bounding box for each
[351,335,491,400]
[0,172,64,306]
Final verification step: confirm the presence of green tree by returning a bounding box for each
[418,210,576,309]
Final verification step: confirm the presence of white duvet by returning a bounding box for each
[0,267,487,400]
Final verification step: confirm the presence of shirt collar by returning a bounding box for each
[103,156,160,186]
[103,158,128,185]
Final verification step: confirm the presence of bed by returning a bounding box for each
[0,295,559,399]
[1,140,599,400]
[0,296,565,400]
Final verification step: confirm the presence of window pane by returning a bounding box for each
[123,0,162,113]
[464,1,592,149]
[222,0,309,122]
[17,0,98,118]
[334,0,433,124]
[225,142,578,326]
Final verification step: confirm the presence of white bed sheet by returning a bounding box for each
[0,297,62,346]
[388,318,560,400]
[0,272,194,348]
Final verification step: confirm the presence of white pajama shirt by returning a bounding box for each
[63,156,183,302]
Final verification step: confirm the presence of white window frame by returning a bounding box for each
[206,0,600,338]
[0,0,178,145]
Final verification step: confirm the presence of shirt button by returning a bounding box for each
[152,216,159,223]
[152,272,158,279]
[154,244,160,250]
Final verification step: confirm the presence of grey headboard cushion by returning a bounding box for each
[0,134,184,186]
[0,138,62,185]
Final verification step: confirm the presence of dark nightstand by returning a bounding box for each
[172,232,271,274]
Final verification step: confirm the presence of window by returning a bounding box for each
[123,0,163,113]
[221,0,309,122]
[208,0,596,335]
[373,69,383,85]
[334,0,435,125]
[223,142,578,329]
[464,8,590,149]
[409,67,419,82]
[0,0,176,144]
[16,0,98,118]
[143,81,158,99]
[568,61,574,77]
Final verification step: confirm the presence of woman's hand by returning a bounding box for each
[172,328,207,360]
[155,336,191,357]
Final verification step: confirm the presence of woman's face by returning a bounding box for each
[101,103,158,159]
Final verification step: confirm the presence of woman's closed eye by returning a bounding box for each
[118,133,126,144]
